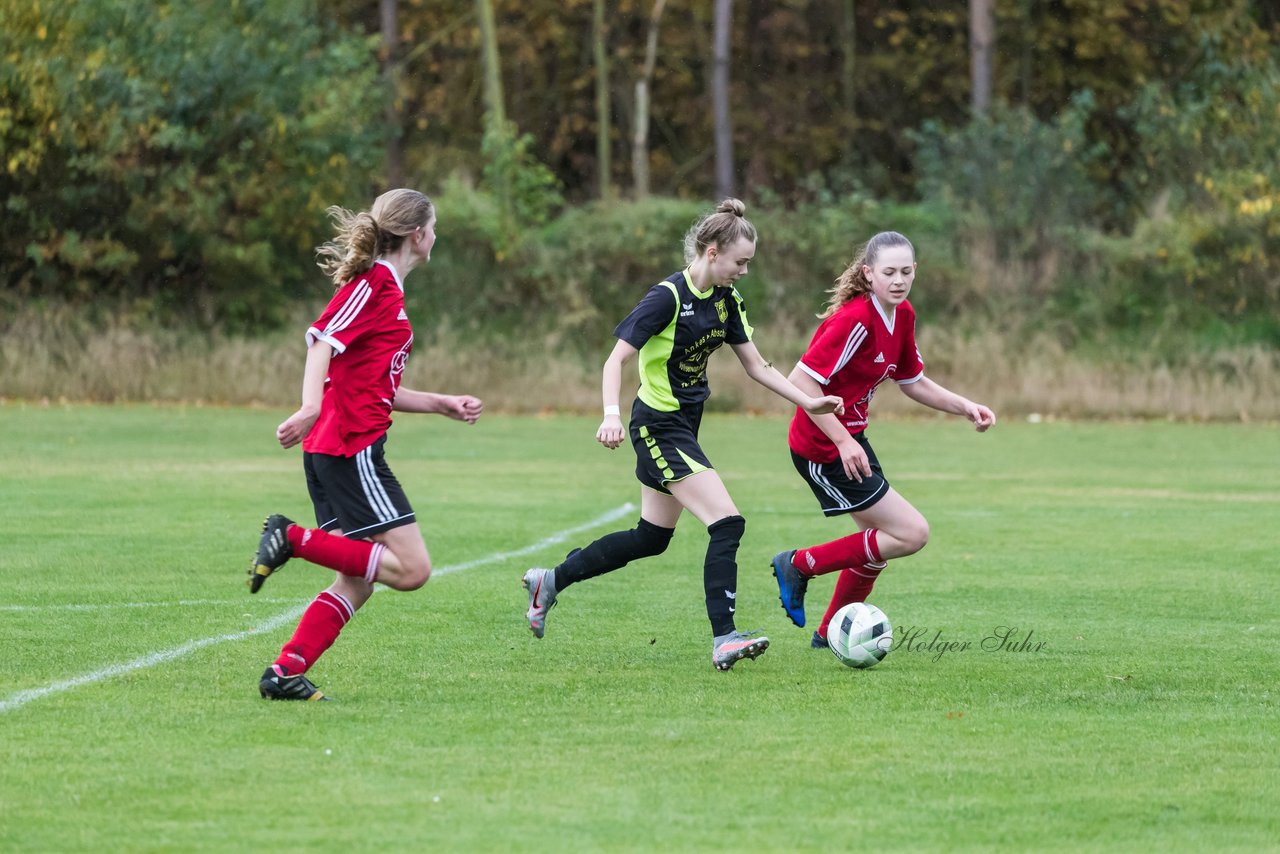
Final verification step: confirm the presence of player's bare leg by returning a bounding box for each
[367,522,432,590]
[851,488,929,559]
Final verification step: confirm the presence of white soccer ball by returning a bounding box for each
[828,602,893,668]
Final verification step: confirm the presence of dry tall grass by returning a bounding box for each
[718,322,1279,422]
[1,309,1275,421]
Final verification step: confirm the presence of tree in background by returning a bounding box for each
[4,0,1278,342]
[712,0,735,199]
[969,0,994,115]
[838,0,857,164]
[0,0,385,328]
[381,0,404,188]
[475,0,505,128]
[1115,5,1280,329]
[632,0,668,199]
[473,0,563,250]
[593,0,612,200]
[911,93,1108,306]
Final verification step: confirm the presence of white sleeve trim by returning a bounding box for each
[895,370,924,385]
[797,361,830,385]
[305,327,347,353]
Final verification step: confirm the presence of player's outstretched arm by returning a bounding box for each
[393,388,484,423]
[730,341,844,415]
[900,376,996,432]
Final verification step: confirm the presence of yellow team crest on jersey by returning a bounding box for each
[715,298,728,322]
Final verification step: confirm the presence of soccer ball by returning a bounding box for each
[827,602,893,668]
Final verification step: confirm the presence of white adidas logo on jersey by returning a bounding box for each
[397,309,408,320]
[874,352,885,363]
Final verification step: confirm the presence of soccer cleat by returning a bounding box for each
[522,568,557,639]
[712,630,770,671]
[811,631,829,649]
[771,550,809,628]
[248,514,294,594]
[259,665,329,701]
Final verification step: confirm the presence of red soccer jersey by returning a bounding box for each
[788,293,925,463]
[302,260,413,457]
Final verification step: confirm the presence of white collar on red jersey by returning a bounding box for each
[870,293,896,334]
[376,258,405,292]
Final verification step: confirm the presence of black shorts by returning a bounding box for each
[791,433,890,517]
[303,434,416,538]
[629,398,714,494]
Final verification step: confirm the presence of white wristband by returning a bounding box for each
[603,405,620,417]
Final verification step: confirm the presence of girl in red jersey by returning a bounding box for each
[770,231,996,647]
[248,188,483,701]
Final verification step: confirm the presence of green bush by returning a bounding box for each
[909,94,1112,310]
[751,192,962,323]
[1116,18,1280,335]
[416,189,700,355]
[420,184,969,354]
[0,0,384,330]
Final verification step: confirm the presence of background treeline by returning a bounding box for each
[1,0,1277,413]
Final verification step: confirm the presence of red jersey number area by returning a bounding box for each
[788,294,925,463]
[304,260,413,457]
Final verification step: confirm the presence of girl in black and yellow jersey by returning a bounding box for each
[523,199,843,671]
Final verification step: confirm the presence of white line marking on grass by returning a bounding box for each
[0,503,634,714]
[433,502,635,575]
[0,607,307,715]
[0,598,299,613]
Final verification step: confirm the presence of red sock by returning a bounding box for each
[287,524,383,583]
[816,561,887,638]
[794,529,881,577]
[846,560,886,605]
[274,590,355,675]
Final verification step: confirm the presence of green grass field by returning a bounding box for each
[1,403,1277,851]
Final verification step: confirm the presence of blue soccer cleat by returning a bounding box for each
[771,550,809,628]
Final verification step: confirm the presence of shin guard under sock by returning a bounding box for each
[795,528,881,577]
[288,525,383,582]
[553,518,674,591]
[704,515,745,637]
[816,561,887,638]
[274,589,355,675]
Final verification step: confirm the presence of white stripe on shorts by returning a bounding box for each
[357,445,397,522]
[808,461,855,512]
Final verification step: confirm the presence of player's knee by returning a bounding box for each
[898,518,929,556]
[396,555,432,591]
[635,518,675,557]
[707,514,745,545]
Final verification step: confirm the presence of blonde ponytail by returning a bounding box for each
[315,189,435,289]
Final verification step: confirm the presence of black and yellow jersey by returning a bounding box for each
[614,269,753,412]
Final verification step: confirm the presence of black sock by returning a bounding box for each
[704,515,745,637]
[553,518,674,591]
